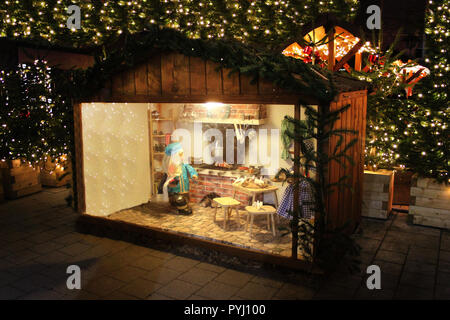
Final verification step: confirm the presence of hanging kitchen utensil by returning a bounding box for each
[237,123,241,143]
[234,123,242,142]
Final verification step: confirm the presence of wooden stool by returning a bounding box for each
[245,205,277,237]
[213,197,242,230]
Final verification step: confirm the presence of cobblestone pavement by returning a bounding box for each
[0,188,449,300]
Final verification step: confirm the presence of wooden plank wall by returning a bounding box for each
[18,47,94,70]
[326,90,367,231]
[73,103,86,214]
[100,52,306,104]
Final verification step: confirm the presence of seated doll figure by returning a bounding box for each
[162,142,198,215]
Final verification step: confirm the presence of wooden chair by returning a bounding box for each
[213,197,242,230]
[245,205,277,237]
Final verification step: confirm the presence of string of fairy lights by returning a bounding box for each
[0,0,359,48]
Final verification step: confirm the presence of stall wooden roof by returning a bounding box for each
[80,27,367,106]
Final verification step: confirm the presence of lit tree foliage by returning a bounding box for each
[359,0,449,183]
[0,60,72,163]
[409,0,449,182]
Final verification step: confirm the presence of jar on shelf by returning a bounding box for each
[151,110,160,119]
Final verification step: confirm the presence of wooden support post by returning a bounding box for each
[148,106,154,197]
[355,52,362,71]
[292,103,301,259]
[327,27,335,71]
[73,103,86,214]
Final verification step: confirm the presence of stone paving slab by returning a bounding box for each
[235,282,278,300]
[313,284,355,300]
[156,279,201,300]
[250,275,284,289]
[143,267,183,285]
[371,259,403,276]
[375,249,407,265]
[107,265,148,283]
[83,275,126,297]
[273,283,315,300]
[147,292,174,300]
[119,278,163,299]
[177,267,218,286]
[1,188,449,300]
[195,262,226,274]
[214,269,254,288]
[162,256,200,273]
[379,239,410,254]
[195,280,240,300]
[101,290,137,300]
[129,255,167,271]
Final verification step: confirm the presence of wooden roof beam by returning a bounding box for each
[333,39,364,72]
[327,28,335,71]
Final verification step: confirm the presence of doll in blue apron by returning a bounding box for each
[161,142,198,215]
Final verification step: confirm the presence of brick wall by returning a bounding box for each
[182,104,266,120]
[190,173,256,205]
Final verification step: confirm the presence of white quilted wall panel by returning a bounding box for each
[81,103,150,216]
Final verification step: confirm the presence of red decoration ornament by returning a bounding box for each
[368,54,379,64]
[20,110,30,118]
[303,46,312,55]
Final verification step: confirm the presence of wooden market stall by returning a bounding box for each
[73,31,367,269]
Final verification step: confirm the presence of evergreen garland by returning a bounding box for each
[0,0,359,50]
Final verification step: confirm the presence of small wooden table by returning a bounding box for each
[245,205,277,237]
[232,184,279,208]
[213,197,242,230]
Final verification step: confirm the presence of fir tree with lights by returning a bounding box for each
[0,60,71,164]
[406,0,449,183]
[357,1,448,183]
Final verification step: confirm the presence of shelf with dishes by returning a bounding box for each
[149,107,176,196]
